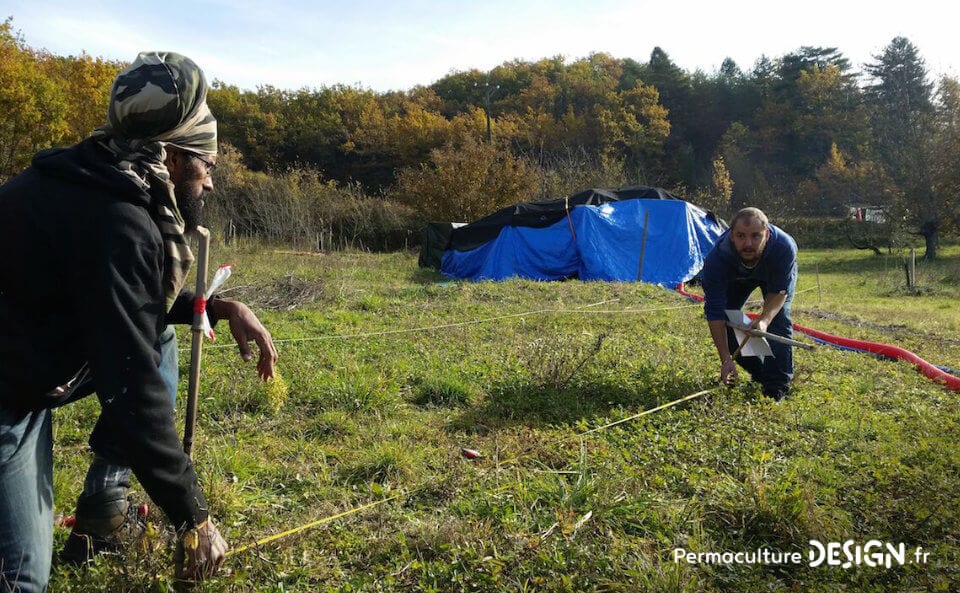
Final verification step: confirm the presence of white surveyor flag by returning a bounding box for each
[197,264,233,340]
[725,309,774,362]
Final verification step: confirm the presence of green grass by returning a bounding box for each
[48,244,960,592]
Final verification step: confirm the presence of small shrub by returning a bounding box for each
[520,332,607,390]
[410,375,475,407]
[339,442,413,485]
[206,145,420,251]
[261,372,289,414]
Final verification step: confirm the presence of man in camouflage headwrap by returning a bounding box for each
[0,52,277,592]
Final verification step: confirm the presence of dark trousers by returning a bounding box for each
[724,282,794,394]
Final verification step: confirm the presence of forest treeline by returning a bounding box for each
[2,17,958,256]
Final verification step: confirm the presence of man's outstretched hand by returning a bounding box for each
[213,298,278,381]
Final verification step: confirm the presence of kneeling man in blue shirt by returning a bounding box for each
[701,207,798,400]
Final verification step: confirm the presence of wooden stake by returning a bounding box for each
[909,247,916,288]
[816,262,822,306]
[726,321,816,349]
[730,331,752,360]
[183,227,210,458]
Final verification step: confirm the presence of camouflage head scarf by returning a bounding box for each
[91,51,217,310]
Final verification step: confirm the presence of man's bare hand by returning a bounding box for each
[750,317,770,334]
[213,298,278,381]
[175,518,229,581]
[720,358,739,385]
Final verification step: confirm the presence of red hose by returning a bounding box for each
[792,322,960,391]
[675,284,960,392]
[676,283,703,303]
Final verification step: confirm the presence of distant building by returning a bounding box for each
[847,205,887,224]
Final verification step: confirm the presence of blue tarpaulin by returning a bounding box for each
[441,199,724,285]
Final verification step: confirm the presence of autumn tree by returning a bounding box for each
[642,47,693,184]
[717,121,761,209]
[208,83,288,171]
[709,155,734,216]
[393,136,540,221]
[597,83,670,182]
[792,64,870,171]
[0,20,68,179]
[753,48,864,182]
[9,23,957,254]
[41,52,121,139]
[800,143,898,214]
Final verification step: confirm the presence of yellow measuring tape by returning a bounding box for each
[487,387,718,469]
[225,386,718,558]
[226,491,407,557]
[578,388,717,436]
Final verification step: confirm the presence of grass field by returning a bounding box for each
[48,244,960,592]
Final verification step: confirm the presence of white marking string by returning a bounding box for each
[202,301,703,349]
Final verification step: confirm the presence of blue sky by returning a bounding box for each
[6,0,957,92]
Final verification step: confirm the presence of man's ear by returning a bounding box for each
[164,148,182,177]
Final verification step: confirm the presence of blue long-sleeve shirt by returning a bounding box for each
[700,224,798,321]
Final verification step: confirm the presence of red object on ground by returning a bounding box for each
[59,516,76,528]
[676,283,704,303]
[461,448,482,459]
[675,283,960,392]
[138,503,149,517]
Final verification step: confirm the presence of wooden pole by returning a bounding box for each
[816,263,822,306]
[637,210,651,282]
[730,331,752,360]
[725,321,816,349]
[183,227,210,458]
[909,247,916,288]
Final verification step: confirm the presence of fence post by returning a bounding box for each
[816,263,822,306]
[909,247,916,288]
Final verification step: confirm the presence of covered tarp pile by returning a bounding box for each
[422,186,726,286]
[418,222,466,269]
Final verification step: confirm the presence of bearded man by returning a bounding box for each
[700,207,798,400]
[0,52,277,592]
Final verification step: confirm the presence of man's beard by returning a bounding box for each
[178,192,204,232]
[737,248,758,263]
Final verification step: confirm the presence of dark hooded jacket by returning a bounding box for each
[700,224,798,322]
[0,138,214,529]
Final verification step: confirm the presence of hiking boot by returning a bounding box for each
[58,487,135,564]
[762,386,790,402]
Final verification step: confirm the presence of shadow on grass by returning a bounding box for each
[410,266,446,285]
[447,374,708,432]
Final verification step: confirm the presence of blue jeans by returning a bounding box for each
[0,407,53,593]
[0,326,178,593]
[724,282,794,394]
